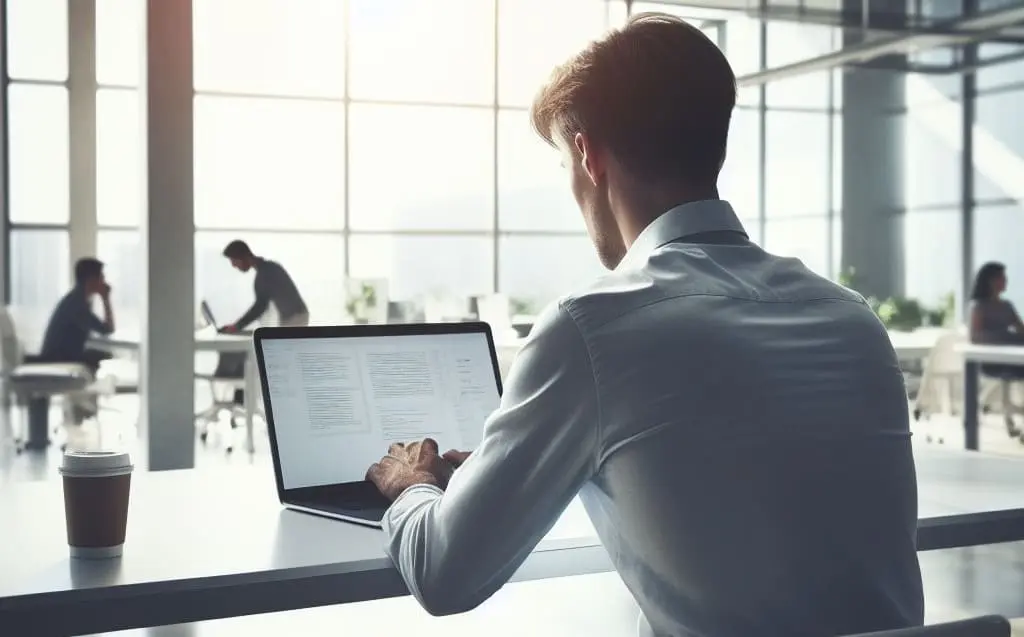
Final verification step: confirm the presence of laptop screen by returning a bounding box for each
[260,331,501,490]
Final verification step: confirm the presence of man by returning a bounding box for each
[39,258,115,423]
[40,257,114,374]
[220,240,309,331]
[367,14,924,637]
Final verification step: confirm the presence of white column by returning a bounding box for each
[67,0,97,265]
[141,0,195,471]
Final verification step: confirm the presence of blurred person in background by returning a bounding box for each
[220,239,309,332]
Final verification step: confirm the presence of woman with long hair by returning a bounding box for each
[969,261,1024,437]
[970,262,1024,345]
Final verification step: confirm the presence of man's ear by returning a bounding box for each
[574,132,604,187]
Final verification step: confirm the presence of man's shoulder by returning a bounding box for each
[53,289,86,314]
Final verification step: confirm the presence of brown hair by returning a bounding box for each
[530,13,736,183]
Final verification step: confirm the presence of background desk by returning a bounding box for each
[956,344,1024,451]
[3,445,1024,636]
[88,332,258,453]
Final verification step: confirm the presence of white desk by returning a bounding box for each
[955,344,1024,451]
[889,329,942,363]
[3,445,1024,636]
[88,331,259,454]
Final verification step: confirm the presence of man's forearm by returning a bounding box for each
[101,297,115,333]
[234,297,269,329]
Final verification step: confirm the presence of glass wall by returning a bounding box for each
[761,23,842,278]
[972,53,1024,309]
[5,0,847,341]
[5,0,71,349]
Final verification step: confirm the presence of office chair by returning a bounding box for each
[634,615,1011,637]
[844,616,1010,637]
[194,350,247,454]
[0,308,100,454]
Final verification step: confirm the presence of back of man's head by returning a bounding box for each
[74,258,104,287]
[531,13,737,185]
[223,240,253,260]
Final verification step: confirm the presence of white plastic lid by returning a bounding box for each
[59,450,133,478]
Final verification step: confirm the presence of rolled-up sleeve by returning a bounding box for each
[382,300,600,616]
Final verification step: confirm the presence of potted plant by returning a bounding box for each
[345,282,378,324]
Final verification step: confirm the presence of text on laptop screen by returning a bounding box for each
[261,332,500,490]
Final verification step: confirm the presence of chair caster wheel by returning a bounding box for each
[225,446,233,454]
[200,432,208,445]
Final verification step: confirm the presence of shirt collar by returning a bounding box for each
[615,199,747,272]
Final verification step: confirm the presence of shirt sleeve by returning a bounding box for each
[381,301,601,616]
[78,307,112,336]
[235,272,271,329]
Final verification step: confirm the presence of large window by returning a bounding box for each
[498,236,604,313]
[902,209,961,307]
[7,84,70,224]
[764,111,831,218]
[497,110,579,231]
[193,0,346,98]
[902,105,963,209]
[764,23,837,109]
[193,96,346,230]
[97,229,143,334]
[96,89,142,227]
[348,104,493,231]
[8,0,848,330]
[349,0,493,104]
[763,217,830,276]
[5,0,67,82]
[96,0,142,87]
[349,235,493,302]
[498,0,609,107]
[9,230,70,351]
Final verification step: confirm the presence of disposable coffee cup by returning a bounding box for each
[59,450,133,559]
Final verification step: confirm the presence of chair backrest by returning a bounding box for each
[915,329,968,416]
[0,307,23,374]
[927,330,968,376]
[844,615,1010,637]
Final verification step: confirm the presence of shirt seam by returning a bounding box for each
[593,293,867,329]
[557,299,603,476]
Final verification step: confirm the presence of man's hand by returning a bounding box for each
[443,449,472,467]
[367,438,455,501]
[99,283,112,300]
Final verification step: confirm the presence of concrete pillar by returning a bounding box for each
[67,0,97,267]
[141,0,195,470]
[840,65,905,299]
[839,0,907,300]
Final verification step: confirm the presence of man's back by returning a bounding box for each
[41,289,106,361]
[568,207,924,637]
[253,258,307,320]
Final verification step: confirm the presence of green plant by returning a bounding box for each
[509,297,535,317]
[876,297,922,331]
[838,267,858,289]
[345,282,378,321]
[921,292,954,327]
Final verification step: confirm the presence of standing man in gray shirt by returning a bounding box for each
[220,240,309,332]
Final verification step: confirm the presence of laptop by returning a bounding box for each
[200,300,217,328]
[254,322,504,527]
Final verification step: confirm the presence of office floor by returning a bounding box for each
[2,397,1024,634]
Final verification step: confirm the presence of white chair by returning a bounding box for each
[194,348,247,454]
[0,308,100,453]
[915,329,1023,442]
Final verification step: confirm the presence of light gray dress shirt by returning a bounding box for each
[383,200,924,637]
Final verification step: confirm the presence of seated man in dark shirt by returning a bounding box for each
[39,258,115,422]
[40,257,115,373]
[219,240,309,332]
